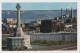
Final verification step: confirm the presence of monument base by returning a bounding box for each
[16,27,32,49]
[7,37,32,49]
[16,27,24,37]
[23,35,32,49]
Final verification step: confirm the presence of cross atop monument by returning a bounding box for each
[16,3,21,9]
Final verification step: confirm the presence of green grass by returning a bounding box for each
[31,40,77,46]
[31,42,49,46]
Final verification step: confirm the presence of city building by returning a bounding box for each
[40,20,52,33]
[4,18,17,24]
[8,23,17,28]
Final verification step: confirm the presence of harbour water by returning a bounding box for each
[2,10,77,24]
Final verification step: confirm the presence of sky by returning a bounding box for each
[2,2,77,10]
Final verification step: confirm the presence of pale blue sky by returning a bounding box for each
[2,2,77,10]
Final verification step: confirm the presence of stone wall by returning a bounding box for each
[30,33,77,42]
[2,33,77,42]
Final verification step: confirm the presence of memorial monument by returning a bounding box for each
[7,3,32,49]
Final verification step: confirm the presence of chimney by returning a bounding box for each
[61,8,63,19]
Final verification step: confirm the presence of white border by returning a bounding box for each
[0,0,79,53]
[0,0,78,2]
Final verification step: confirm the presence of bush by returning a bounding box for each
[70,40,77,43]
[32,40,41,43]
[41,40,47,44]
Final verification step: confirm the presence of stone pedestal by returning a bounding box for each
[23,35,32,49]
[7,36,32,49]
[16,27,24,37]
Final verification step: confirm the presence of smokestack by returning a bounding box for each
[66,8,67,14]
[61,8,63,19]
[71,7,74,19]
